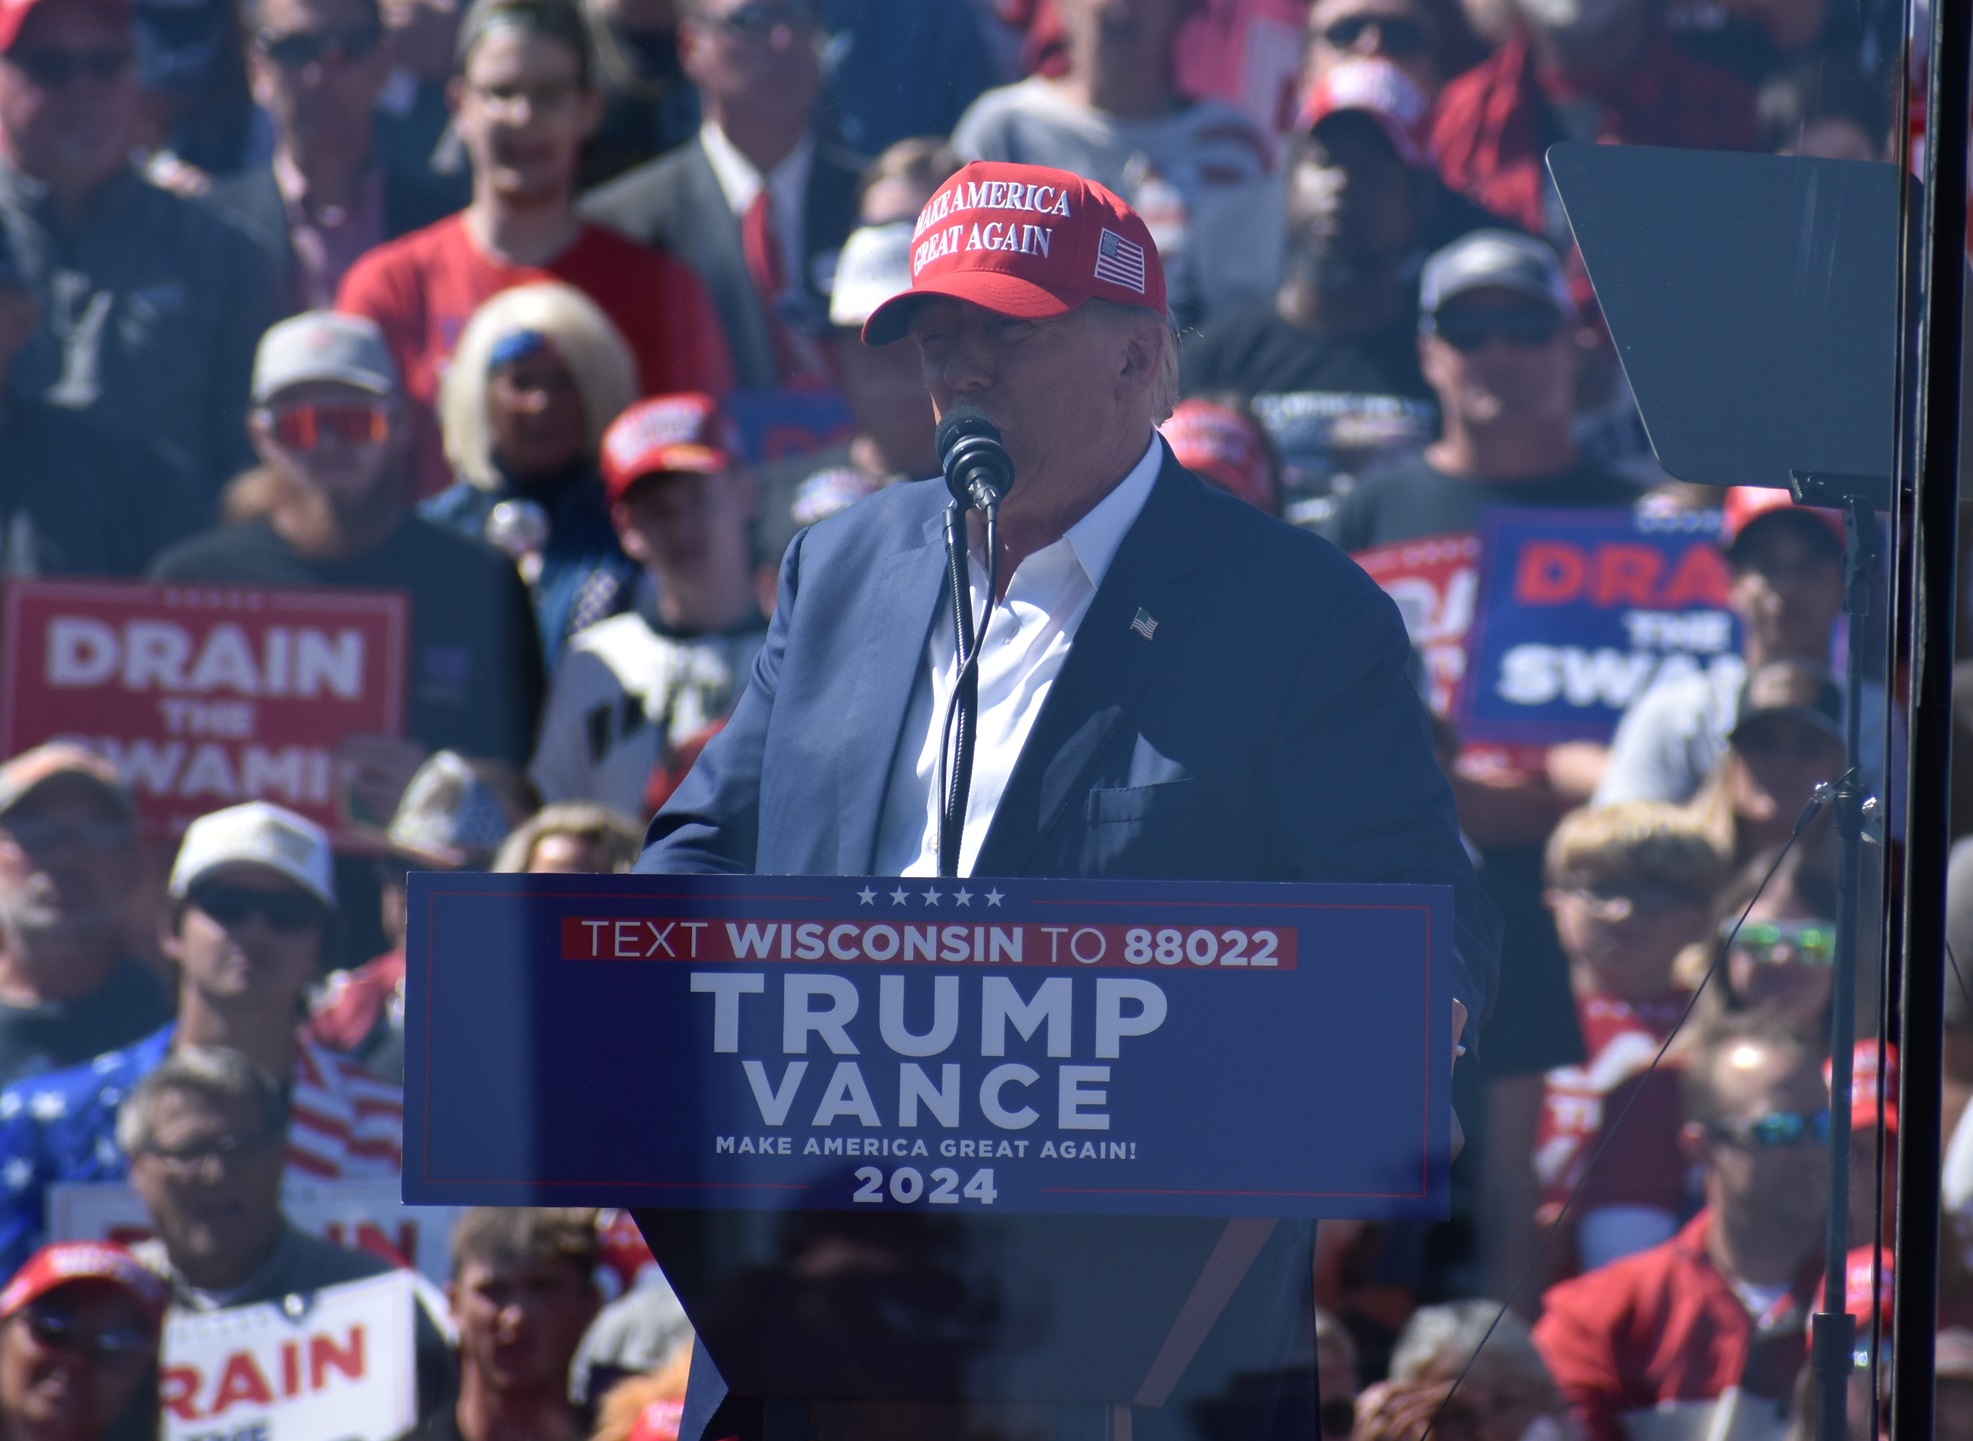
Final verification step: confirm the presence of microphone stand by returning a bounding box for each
[939,502,980,878]
[1790,473,1886,1441]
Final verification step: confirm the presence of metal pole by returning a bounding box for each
[1814,498,1873,1441]
[1890,0,1968,1435]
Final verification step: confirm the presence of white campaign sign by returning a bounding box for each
[160,1270,416,1441]
[46,1179,462,1281]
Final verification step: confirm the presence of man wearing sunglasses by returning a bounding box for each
[151,311,545,774]
[0,800,405,1277]
[583,0,859,390]
[0,0,275,504]
[203,0,460,312]
[0,1240,165,1441]
[1323,232,1636,809]
[119,1047,455,1416]
[1179,57,1498,474]
[1302,0,1448,103]
[1534,1017,1831,1441]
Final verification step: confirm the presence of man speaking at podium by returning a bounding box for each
[637,160,1499,1029]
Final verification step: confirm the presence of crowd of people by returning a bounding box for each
[0,0,1955,1434]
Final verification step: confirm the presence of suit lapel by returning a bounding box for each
[835,507,950,873]
[975,452,1205,876]
[684,144,779,389]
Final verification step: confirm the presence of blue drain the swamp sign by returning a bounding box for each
[403,873,1451,1220]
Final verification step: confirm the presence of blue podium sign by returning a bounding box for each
[403,873,1452,1219]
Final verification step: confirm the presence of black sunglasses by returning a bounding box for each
[189,884,326,934]
[1708,1108,1831,1150]
[1320,14,1431,55]
[21,1306,151,1359]
[1428,307,1564,353]
[712,0,814,38]
[7,45,132,86]
[255,25,381,68]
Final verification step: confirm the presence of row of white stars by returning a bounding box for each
[856,886,1006,908]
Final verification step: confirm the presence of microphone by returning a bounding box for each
[937,406,1016,514]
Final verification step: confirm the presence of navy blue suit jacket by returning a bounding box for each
[640,443,1500,1022]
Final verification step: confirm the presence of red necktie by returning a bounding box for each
[741,188,828,389]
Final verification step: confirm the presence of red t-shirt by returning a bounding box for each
[336,215,735,495]
[1430,30,1758,238]
[1534,1212,1819,1441]
[1536,990,1689,1224]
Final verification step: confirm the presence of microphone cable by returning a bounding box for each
[1414,780,1837,1441]
[935,504,1000,878]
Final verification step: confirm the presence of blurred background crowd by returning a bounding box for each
[0,0,1963,1434]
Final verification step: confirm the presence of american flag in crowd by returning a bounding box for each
[1095,228,1148,294]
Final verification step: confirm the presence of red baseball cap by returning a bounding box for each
[1826,1040,1897,1134]
[0,0,130,54]
[1721,486,1846,557]
[863,161,1167,346]
[1296,57,1431,168]
[601,393,740,505]
[0,1242,169,1325]
[1159,398,1275,513]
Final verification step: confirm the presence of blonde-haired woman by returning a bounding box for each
[424,281,643,672]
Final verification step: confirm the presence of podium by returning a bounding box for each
[403,872,1456,1441]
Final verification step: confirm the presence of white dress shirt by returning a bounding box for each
[698,120,812,295]
[872,437,1163,878]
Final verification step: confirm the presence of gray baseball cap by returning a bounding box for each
[1419,230,1573,318]
[252,311,399,404]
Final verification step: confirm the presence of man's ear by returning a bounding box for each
[1114,320,1160,402]
[246,411,281,469]
[158,903,185,965]
[675,14,706,82]
[445,73,464,117]
[610,499,651,563]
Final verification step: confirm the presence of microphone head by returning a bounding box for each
[936,405,1002,464]
[936,406,1015,509]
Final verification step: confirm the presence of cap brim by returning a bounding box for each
[254,367,395,405]
[0,768,132,822]
[1729,706,1843,746]
[862,271,1082,346]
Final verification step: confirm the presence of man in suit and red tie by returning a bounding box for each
[581,0,861,391]
[637,159,1499,1037]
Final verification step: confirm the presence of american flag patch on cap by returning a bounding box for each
[1095,228,1148,294]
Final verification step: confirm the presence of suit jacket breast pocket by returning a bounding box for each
[1084,779,1199,825]
[1078,780,1202,875]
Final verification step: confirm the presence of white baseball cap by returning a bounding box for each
[252,312,398,405]
[169,801,335,906]
[829,222,914,330]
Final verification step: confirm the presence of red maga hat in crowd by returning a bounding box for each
[1721,485,1846,555]
[1297,57,1432,169]
[601,393,741,505]
[0,0,130,54]
[0,1242,169,1324]
[1827,1040,1897,1135]
[1160,398,1275,514]
[862,161,1166,346]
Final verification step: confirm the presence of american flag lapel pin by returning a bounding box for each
[1130,608,1159,641]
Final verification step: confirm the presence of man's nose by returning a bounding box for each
[936,342,993,396]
